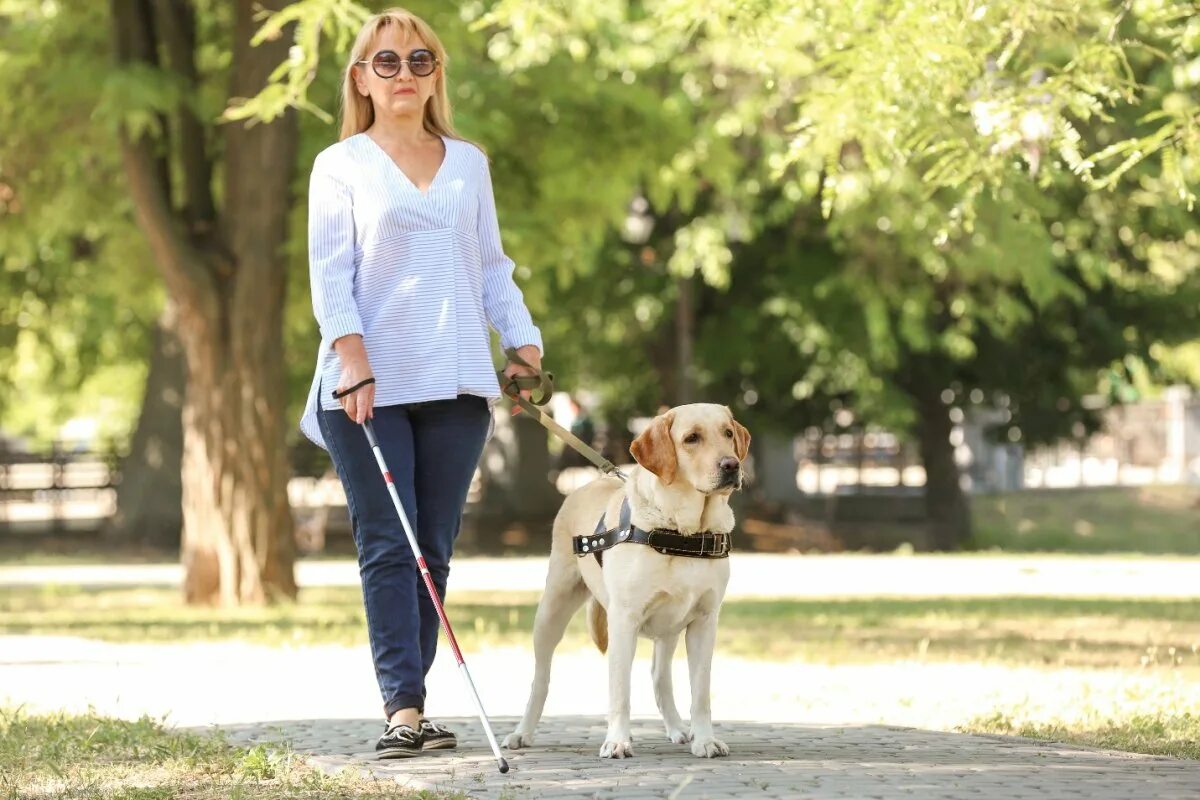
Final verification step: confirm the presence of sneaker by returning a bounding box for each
[419,718,458,750]
[376,723,424,759]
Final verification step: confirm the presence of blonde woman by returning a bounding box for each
[298,8,543,759]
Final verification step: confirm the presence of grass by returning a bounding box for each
[965,710,1200,760]
[5,589,1200,765]
[971,485,1200,554]
[4,586,1200,669]
[0,707,462,800]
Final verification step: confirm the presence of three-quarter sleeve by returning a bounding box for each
[476,155,544,353]
[308,155,364,344]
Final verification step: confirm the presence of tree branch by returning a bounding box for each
[110,0,217,326]
[153,0,217,228]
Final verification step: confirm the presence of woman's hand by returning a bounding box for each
[333,335,375,425]
[502,344,543,415]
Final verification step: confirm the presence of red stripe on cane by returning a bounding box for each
[384,471,393,484]
[418,558,465,664]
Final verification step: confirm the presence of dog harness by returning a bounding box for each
[573,497,732,567]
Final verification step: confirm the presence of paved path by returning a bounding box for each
[5,554,1200,597]
[211,715,1200,799]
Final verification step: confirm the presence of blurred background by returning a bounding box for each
[1,0,1196,575]
[2,0,1200,786]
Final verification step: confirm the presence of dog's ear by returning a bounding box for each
[630,410,677,485]
[728,411,751,461]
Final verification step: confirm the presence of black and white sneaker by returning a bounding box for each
[376,723,424,759]
[419,718,458,750]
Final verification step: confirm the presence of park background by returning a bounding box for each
[1,0,1199,797]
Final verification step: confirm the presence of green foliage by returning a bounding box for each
[0,1,160,443]
[3,0,1197,457]
[223,0,372,124]
[480,0,1200,210]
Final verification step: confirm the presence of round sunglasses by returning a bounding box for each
[357,48,439,79]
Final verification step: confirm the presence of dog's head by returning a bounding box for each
[629,403,751,493]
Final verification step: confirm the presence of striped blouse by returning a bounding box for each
[298,133,543,450]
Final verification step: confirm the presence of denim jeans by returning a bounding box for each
[318,393,491,719]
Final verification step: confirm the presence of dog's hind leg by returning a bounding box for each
[502,573,588,750]
[652,633,691,744]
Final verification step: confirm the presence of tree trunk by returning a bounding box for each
[676,275,695,405]
[508,415,562,520]
[102,303,185,550]
[112,0,298,604]
[913,383,972,550]
[180,326,297,604]
[753,432,804,506]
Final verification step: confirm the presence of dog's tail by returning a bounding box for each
[586,597,608,654]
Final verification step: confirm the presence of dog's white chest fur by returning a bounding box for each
[632,569,729,639]
[579,553,730,638]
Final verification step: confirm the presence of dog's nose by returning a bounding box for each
[719,457,740,473]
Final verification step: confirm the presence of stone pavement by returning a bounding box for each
[211,715,1200,799]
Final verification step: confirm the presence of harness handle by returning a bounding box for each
[498,346,555,406]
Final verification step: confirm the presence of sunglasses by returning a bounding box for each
[357,48,439,79]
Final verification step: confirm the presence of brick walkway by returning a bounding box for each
[213,715,1200,800]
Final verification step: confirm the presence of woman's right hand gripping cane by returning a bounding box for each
[333,334,375,425]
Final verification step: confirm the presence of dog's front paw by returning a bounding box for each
[691,737,729,758]
[502,730,534,750]
[667,727,693,745]
[599,739,634,759]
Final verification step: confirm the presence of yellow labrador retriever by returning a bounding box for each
[502,403,750,759]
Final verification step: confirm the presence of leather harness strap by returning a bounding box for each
[572,497,732,567]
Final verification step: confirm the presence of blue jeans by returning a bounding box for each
[318,393,491,719]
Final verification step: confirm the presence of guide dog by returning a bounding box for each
[502,403,750,758]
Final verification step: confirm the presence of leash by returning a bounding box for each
[497,347,628,482]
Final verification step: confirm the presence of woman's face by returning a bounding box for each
[353,26,439,121]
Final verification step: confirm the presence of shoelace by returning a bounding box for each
[421,719,451,734]
[384,724,420,742]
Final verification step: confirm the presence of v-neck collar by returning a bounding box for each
[360,132,451,197]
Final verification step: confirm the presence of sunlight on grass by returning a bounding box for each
[5,587,1200,669]
[972,486,1200,554]
[966,709,1200,760]
[0,708,462,799]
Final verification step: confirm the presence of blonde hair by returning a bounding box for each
[338,7,473,147]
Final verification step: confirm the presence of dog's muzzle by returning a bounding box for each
[713,457,742,491]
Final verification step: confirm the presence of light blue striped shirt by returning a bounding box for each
[299,133,542,449]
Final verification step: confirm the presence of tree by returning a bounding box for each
[107,0,299,603]
[461,0,1199,549]
[22,0,1186,561]
[0,0,191,558]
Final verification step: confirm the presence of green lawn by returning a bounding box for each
[4,585,1200,670]
[5,587,1200,764]
[971,485,1200,554]
[966,710,1200,760]
[0,708,461,800]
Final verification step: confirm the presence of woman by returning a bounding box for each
[298,8,543,759]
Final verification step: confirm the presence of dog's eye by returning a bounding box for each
[683,432,701,444]
[725,429,734,438]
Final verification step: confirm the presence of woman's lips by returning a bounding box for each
[394,88,416,95]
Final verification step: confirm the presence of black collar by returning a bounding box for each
[573,497,732,567]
